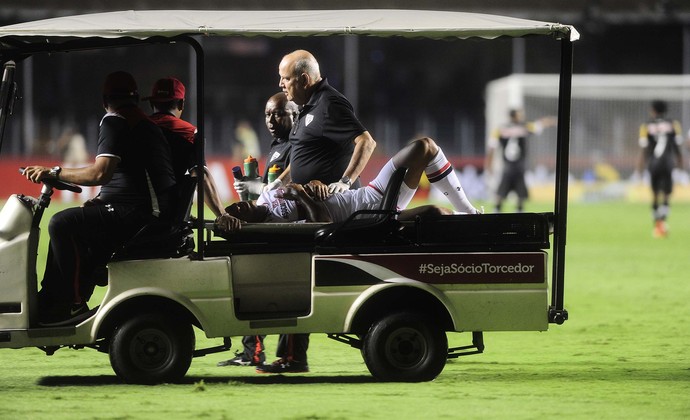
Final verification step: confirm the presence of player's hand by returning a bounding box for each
[328,180,351,194]
[672,167,687,181]
[214,212,242,233]
[275,183,304,201]
[234,177,265,196]
[306,181,330,201]
[263,178,282,192]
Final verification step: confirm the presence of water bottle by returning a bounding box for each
[243,155,260,200]
[243,155,259,178]
[267,164,282,184]
[232,165,248,201]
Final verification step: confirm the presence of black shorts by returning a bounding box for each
[497,166,528,199]
[650,167,673,195]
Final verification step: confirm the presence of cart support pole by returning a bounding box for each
[549,38,573,324]
[185,37,205,260]
[0,60,16,154]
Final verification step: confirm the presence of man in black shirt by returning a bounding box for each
[248,50,376,374]
[233,92,299,199]
[486,109,555,213]
[261,93,297,184]
[219,92,298,367]
[23,71,176,325]
[637,100,684,238]
[273,49,376,193]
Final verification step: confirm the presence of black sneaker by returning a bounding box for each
[217,352,263,367]
[217,355,252,367]
[256,358,309,374]
[39,302,89,327]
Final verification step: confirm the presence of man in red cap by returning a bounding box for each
[23,71,177,325]
[145,77,225,218]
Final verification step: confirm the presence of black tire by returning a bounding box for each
[362,311,448,382]
[109,313,195,384]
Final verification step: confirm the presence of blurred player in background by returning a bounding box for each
[485,109,555,212]
[637,100,684,238]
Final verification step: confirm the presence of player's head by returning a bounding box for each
[509,108,524,122]
[144,77,186,115]
[225,201,271,223]
[651,100,667,116]
[265,92,299,139]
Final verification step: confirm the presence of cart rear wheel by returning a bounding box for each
[362,311,447,382]
[109,313,194,384]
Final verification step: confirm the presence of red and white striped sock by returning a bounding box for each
[425,149,477,214]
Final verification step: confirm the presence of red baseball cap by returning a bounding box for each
[144,77,186,102]
[103,71,138,97]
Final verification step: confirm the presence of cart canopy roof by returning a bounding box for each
[0,9,579,49]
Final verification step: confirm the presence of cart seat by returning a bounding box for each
[111,176,197,261]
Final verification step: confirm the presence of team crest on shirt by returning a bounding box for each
[305,114,314,126]
[270,151,281,162]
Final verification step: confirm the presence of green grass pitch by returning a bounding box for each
[1,200,689,419]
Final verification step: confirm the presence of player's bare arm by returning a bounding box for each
[278,183,332,222]
[189,166,225,218]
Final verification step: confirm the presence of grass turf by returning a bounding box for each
[1,200,689,419]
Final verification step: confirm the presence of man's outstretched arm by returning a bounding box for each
[329,131,376,194]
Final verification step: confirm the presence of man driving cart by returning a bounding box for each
[22,71,176,326]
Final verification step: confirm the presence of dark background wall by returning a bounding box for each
[1,1,689,161]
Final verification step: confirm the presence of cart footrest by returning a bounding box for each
[327,333,362,349]
[447,331,484,359]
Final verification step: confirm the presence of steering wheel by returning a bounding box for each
[18,167,83,193]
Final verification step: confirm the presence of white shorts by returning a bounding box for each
[368,159,415,210]
[323,159,415,222]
